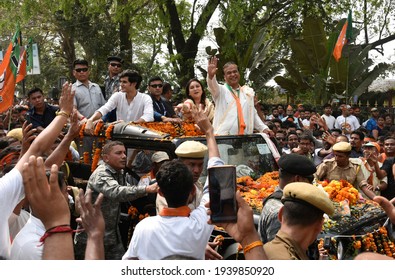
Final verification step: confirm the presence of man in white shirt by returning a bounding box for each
[84,70,154,134]
[321,103,336,130]
[206,56,271,136]
[123,107,222,260]
[0,83,74,259]
[334,104,360,138]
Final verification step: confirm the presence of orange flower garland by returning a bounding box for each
[105,124,115,139]
[323,180,359,205]
[94,120,104,136]
[83,151,90,164]
[91,148,102,172]
[79,123,86,139]
[137,121,204,138]
[128,206,139,219]
[238,171,279,213]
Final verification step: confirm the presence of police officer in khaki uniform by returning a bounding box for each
[315,142,376,199]
[156,140,208,212]
[263,182,335,260]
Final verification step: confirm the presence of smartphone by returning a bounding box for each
[208,165,237,223]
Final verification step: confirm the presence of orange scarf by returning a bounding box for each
[159,206,191,217]
[226,83,246,135]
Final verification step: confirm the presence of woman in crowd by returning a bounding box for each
[178,78,215,123]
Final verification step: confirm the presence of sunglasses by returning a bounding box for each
[110,63,122,67]
[75,68,88,73]
[150,84,163,88]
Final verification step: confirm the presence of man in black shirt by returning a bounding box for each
[26,87,58,131]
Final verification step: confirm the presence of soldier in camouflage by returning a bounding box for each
[258,153,316,243]
[74,141,158,260]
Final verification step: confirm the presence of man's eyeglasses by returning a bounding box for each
[150,84,163,88]
[75,68,88,73]
[110,63,122,68]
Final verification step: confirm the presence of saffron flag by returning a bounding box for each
[0,25,21,113]
[333,10,353,62]
[16,38,33,83]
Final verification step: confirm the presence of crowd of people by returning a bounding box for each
[1,54,395,261]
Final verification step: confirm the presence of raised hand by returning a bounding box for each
[66,110,82,139]
[21,121,37,155]
[76,188,104,239]
[207,56,219,79]
[59,82,75,116]
[191,104,212,134]
[22,156,70,230]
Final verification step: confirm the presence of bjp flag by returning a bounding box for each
[0,25,21,113]
[333,10,353,62]
[16,38,33,83]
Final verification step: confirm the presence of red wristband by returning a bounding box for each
[39,225,75,245]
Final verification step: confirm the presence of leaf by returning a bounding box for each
[351,63,390,98]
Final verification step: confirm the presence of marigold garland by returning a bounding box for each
[322,180,359,205]
[79,123,86,139]
[105,124,115,139]
[83,151,90,164]
[94,120,104,136]
[238,171,279,213]
[91,148,102,172]
[128,206,139,219]
[137,121,204,138]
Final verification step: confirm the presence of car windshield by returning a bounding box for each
[197,135,277,185]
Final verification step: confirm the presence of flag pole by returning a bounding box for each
[20,31,26,98]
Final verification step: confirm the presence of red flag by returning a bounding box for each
[0,26,21,113]
[333,11,353,62]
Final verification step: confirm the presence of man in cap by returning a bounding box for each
[315,142,376,199]
[156,140,208,212]
[104,55,124,100]
[263,182,334,260]
[138,151,170,188]
[258,153,316,243]
[365,107,380,139]
[334,104,360,138]
[103,55,124,122]
[360,142,387,195]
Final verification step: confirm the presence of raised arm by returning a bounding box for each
[191,105,219,159]
[206,56,220,99]
[22,156,74,259]
[45,110,81,168]
[76,188,105,260]
[15,82,75,173]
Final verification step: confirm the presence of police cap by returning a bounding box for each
[278,153,316,176]
[333,142,351,152]
[175,141,208,158]
[282,182,334,216]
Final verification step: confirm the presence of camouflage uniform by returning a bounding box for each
[74,162,147,260]
[258,187,283,243]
